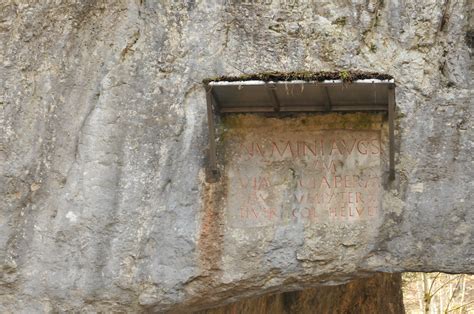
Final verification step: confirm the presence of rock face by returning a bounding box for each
[0,0,472,312]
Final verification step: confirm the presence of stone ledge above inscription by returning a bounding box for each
[221,114,388,228]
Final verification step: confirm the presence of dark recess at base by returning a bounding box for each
[196,273,405,314]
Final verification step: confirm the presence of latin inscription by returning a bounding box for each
[225,130,383,227]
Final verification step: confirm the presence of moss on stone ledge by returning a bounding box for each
[203,70,393,84]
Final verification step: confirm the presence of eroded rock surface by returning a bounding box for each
[0,0,472,312]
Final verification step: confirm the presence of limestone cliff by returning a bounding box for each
[0,0,472,312]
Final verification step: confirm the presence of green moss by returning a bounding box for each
[354,114,375,129]
[221,115,239,129]
[369,43,377,53]
[332,16,347,26]
[339,70,350,81]
[203,70,393,84]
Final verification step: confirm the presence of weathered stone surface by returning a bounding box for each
[0,0,472,312]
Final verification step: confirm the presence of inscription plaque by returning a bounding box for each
[223,115,385,228]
